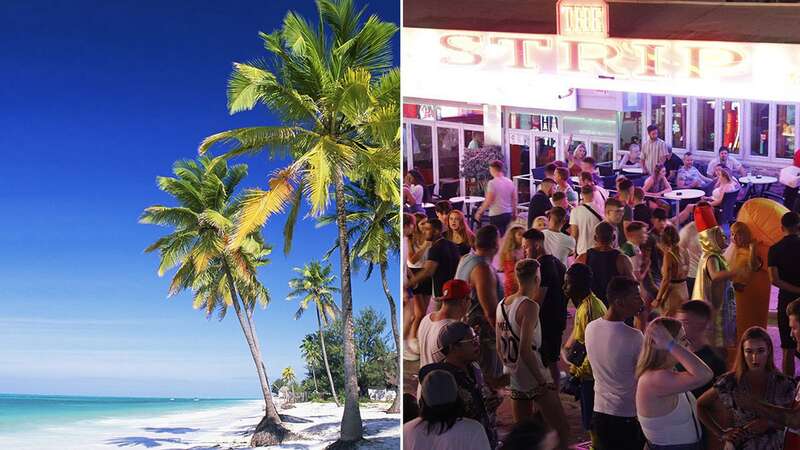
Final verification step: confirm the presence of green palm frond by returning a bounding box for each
[282,182,305,255]
[156,177,205,212]
[287,260,340,324]
[198,126,302,157]
[138,206,199,228]
[143,157,273,323]
[198,0,399,262]
[230,166,297,249]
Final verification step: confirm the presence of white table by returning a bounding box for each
[570,176,580,184]
[422,202,435,209]
[739,175,778,198]
[663,189,705,216]
[450,196,484,225]
[622,167,644,175]
[663,189,705,201]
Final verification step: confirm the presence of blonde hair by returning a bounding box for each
[729,221,753,247]
[732,326,776,383]
[499,224,526,265]
[411,214,428,248]
[533,216,548,230]
[444,210,475,247]
[636,317,683,377]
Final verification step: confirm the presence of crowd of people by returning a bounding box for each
[402,139,800,449]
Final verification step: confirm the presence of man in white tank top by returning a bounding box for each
[417,279,471,368]
[496,258,570,448]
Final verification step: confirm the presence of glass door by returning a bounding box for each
[437,125,461,199]
[590,139,616,165]
[409,123,435,192]
[508,131,532,202]
[532,134,558,167]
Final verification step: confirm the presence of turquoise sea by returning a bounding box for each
[0,393,250,434]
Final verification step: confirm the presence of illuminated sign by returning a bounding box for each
[402,27,800,107]
[558,0,608,38]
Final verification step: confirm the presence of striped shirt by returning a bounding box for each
[641,138,668,175]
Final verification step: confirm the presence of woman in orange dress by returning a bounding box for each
[724,221,770,344]
[499,224,526,297]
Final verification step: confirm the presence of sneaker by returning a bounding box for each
[403,339,420,361]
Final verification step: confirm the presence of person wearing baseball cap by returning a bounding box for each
[419,321,498,448]
[416,279,471,369]
[403,369,491,450]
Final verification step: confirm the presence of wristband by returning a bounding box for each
[666,340,676,352]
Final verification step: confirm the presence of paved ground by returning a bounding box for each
[404,287,790,448]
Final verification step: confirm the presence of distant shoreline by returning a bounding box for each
[0,396,399,449]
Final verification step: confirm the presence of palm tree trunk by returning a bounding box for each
[244,302,274,401]
[223,265,287,446]
[334,172,363,442]
[311,366,319,394]
[317,307,340,407]
[380,262,401,414]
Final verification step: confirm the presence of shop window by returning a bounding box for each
[403,103,436,120]
[721,101,741,154]
[592,142,614,164]
[619,112,642,151]
[438,128,460,186]
[650,96,666,139]
[671,97,688,149]
[403,103,483,125]
[535,137,557,167]
[410,124,434,185]
[402,123,408,173]
[776,105,796,159]
[750,103,769,157]
[508,113,558,132]
[695,99,716,152]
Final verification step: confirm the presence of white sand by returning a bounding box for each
[0,400,399,450]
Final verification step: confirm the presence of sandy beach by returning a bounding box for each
[0,400,399,450]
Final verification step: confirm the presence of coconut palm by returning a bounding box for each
[197,2,399,440]
[288,261,341,407]
[282,366,297,400]
[140,157,288,445]
[300,335,321,394]
[319,183,400,413]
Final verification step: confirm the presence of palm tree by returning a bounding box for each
[282,366,297,400]
[197,1,399,441]
[140,157,288,445]
[300,335,321,394]
[288,261,341,407]
[319,183,400,413]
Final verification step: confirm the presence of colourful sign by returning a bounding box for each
[402,27,800,107]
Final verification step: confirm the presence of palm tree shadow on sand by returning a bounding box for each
[106,436,184,448]
[142,427,199,434]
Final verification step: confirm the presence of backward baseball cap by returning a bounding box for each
[421,369,458,407]
[436,321,473,356]
[439,279,471,301]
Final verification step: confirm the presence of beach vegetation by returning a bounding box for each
[288,260,341,407]
[140,156,289,445]
[197,0,399,443]
[318,182,400,413]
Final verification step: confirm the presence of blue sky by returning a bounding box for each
[0,0,399,398]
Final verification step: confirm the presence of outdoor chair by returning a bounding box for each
[715,189,740,230]
[439,180,460,201]
[598,163,614,176]
[423,184,435,204]
[601,175,617,190]
[531,166,547,181]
